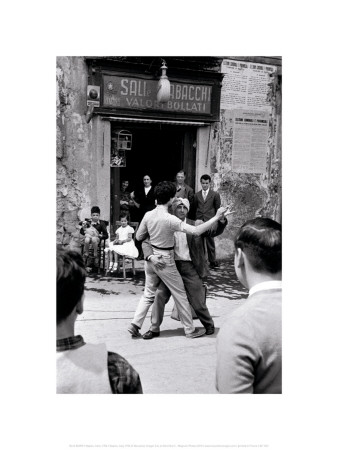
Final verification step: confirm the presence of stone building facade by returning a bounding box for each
[56,56,282,258]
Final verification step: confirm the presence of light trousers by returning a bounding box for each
[84,236,100,256]
[151,260,214,332]
[132,249,195,334]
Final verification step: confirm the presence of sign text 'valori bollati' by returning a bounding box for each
[102,76,212,114]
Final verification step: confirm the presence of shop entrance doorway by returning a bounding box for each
[110,123,197,229]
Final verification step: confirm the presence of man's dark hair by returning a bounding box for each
[200,174,211,182]
[234,218,282,273]
[91,206,100,214]
[57,249,87,324]
[177,169,186,176]
[154,181,176,204]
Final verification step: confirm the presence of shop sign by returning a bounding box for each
[102,75,212,115]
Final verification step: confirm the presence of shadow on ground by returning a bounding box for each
[84,257,247,301]
[207,259,247,300]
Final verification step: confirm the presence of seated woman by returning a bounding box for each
[105,213,139,272]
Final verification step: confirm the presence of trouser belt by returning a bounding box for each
[151,244,174,250]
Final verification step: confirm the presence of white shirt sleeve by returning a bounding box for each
[180,221,198,235]
[169,215,198,235]
[136,215,148,241]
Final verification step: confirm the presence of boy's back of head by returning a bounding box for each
[154,181,176,205]
[234,218,281,274]
[57,249,87,324]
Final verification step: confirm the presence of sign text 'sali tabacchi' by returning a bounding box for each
[102,75,212,114]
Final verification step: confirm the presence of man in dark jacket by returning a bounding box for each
[175,169,194,205]
[191,174,221,268]
[141,197,233,339]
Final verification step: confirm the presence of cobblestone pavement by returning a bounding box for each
[75,258,248,394]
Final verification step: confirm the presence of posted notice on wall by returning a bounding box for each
[232,110,269,173]
[221,59,277,111]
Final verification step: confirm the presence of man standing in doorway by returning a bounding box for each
[175,169,194,205]
[191,174,221,268]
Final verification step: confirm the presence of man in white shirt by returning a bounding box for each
[128,181,227,339]
[141,197,231,339]
[216,217,282,394]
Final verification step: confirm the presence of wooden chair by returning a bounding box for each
[113,221,139,279]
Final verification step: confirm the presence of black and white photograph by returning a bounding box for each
[4,2,337,449]
[56,55,282,395]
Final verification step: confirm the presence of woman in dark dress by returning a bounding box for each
[131,174,156,222]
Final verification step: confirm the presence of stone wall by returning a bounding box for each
[210,68,282,258]
[56,57,281,257]
[56,56,95,245]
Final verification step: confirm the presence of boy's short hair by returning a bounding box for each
[200,174,211,182]
[154,181,176,204]
[119,213,129,220]
[57,249,87,324]
[234,218,281,273]
[91,206,100,215]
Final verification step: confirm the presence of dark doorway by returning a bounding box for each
[116,125,183,188]
[110,123,196,228]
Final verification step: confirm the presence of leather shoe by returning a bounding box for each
[127,323,141,338]
[186,328,206,339]
[142,330,160,340]
[205,327,215,335]
[210,262,219,268]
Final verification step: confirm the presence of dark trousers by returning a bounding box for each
[204,235,216,264]
[135,239,144,259]
[150,260,214,331]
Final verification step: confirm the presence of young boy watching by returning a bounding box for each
[56,249,143,394]
[80,206,108,267]
[216,217,282,394]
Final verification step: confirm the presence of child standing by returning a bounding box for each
[105,214,139,272]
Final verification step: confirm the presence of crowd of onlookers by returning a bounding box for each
[57,170,281,394]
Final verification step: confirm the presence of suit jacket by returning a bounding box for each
[142,217,227,279]
[191,189,221,221]
[175,183,194,205]
[216,289,282,394]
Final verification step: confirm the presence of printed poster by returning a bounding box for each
[221,59,277,111]
[232,110,269,173]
